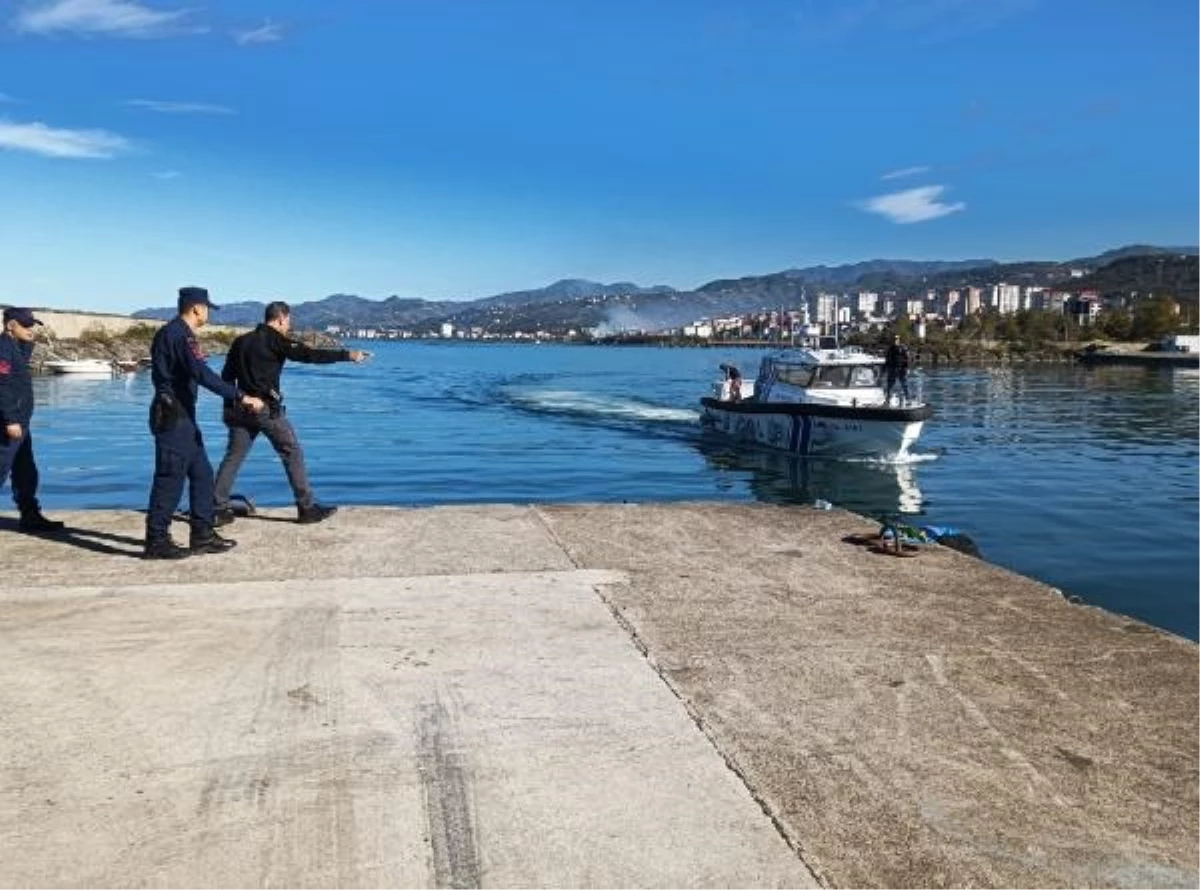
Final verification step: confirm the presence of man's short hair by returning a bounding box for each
[264,301,291,324]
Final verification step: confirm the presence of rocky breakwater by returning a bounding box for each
[30,322,344,375]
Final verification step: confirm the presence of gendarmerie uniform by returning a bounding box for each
[145,312,244,545]
[0,307,64,533]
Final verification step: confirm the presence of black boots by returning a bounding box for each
[212,506,236,528]
[190,529,238,554]
[18,511,65,533]
[144,530,237,559]
[143,537,191,560]
[297,504,337,524]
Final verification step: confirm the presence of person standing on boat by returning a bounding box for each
[884,334,912,406]
[212,300,367,527]
[144,287,265,560]
[0,307,65,534]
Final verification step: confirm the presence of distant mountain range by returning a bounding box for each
[133,244,1198,335]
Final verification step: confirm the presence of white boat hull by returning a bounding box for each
[701,401,926,459]
[43,359,115,376]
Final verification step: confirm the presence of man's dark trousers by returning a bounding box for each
[146,416,215,541]
[214,406,314,510]
[0,433,42,514]
[886,369,910,403]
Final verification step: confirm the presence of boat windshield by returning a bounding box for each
[812,365,879,388]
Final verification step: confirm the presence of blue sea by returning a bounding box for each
[26,342,1200,641]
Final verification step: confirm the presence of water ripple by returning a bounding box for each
[22,343,1199,640]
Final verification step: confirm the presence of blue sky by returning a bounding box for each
[1,0,1197,313]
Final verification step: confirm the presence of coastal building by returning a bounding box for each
[815,293,839,327]
[1066,293,1102,325]
[993,283,1022,315]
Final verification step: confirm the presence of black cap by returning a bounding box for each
[3,307,43,328]
[178,286,220,313]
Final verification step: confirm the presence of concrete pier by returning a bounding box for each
[1,504,1196,888]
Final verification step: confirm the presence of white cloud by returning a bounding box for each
[881,165,931,180]
[13,0,206,39]
[0,119,133,158]
[859,185,966,224]
[125,99,234,114]
[151,169,181,179]
[232,18,283,45]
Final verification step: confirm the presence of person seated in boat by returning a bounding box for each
[720,363,742,402]
[851,366,877,387]
[884,335,911,406]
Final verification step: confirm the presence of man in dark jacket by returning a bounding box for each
[0,307,65,533]
[144,287,265,559]
[213,301,366,525]
[884,334,912,406]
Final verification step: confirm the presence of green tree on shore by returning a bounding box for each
[1130,296,1181,341]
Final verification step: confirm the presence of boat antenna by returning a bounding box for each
[794,287,804,347]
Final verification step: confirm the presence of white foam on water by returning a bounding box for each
[842,451,940,467]
[506,387,698,423]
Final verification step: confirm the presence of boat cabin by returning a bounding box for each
[754,348,886,405]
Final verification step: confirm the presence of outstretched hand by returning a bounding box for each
[242,395,266,413]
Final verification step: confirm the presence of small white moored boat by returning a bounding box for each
[43,359,117,376]
[700,346,932,459]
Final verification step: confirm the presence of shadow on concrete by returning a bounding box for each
[0,516,144,558]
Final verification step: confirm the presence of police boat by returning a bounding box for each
[699,346,932,459]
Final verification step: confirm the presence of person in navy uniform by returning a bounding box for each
[144,287,264,559]
[212,300,367,526]
[0,306,65,533]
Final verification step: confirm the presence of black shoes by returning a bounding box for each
[144,537,191,560]
[19,511,65,533]
[190,530,238,554]
[144,529,236,559]
[212,507,236,528]
[297,504,337,524]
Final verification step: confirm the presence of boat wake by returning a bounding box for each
[501,386,698,424]
[843,451,941,467]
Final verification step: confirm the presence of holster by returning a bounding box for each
[149,392,181,435]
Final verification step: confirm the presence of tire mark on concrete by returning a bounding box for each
[925,653,1071,808]
[415,690,481,889]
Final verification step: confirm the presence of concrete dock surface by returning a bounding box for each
[0,504,1196,889]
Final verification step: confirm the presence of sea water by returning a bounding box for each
[28,342,1199,640]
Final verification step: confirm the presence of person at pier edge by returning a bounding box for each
[884,334,912,406]
[212,300,367,526]
[144,287,265,560]
[0,307,65,533]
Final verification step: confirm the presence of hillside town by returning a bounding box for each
[678,281,1110,342]
[322,278,1191,347]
